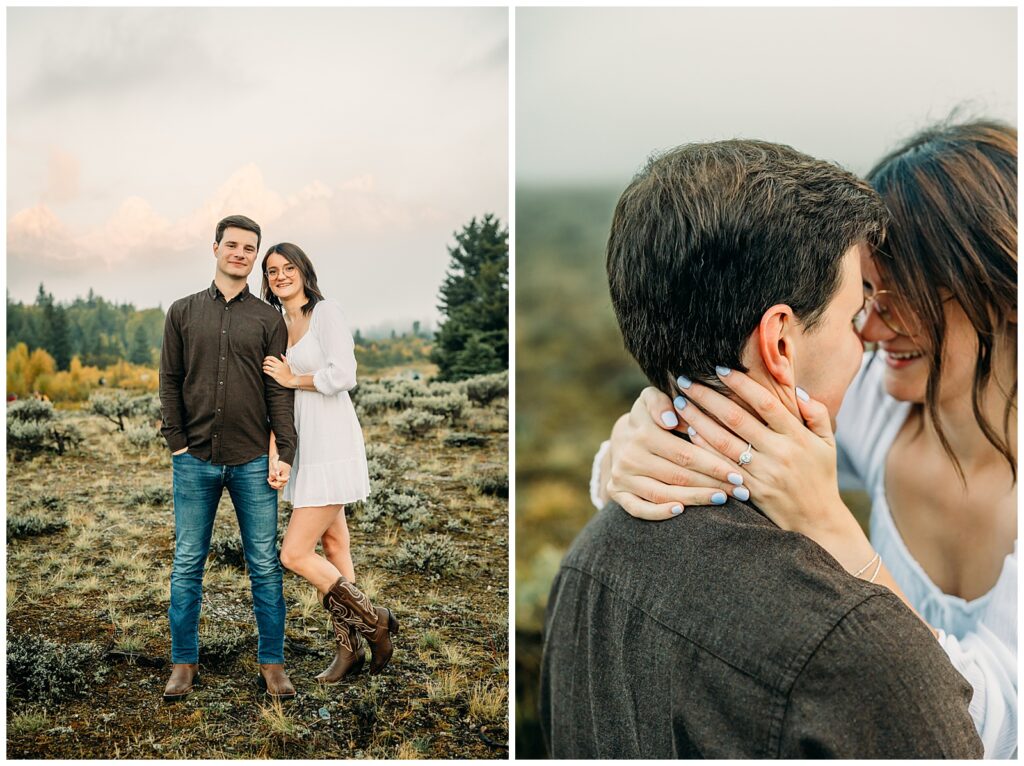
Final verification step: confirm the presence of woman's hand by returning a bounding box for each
[670,369,850,536]
[604,388,756,520]
[611,369,873,571]
[268,454,288,490]
[263,354,296,388]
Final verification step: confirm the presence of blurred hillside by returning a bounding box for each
[515,185,646,755]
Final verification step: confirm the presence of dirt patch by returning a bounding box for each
[7,380,508,759]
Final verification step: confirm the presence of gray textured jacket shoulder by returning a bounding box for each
[539,500,983,759]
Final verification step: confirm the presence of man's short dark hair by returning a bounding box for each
[215,214,262,250]
[607,139,888,394]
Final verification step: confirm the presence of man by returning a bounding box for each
[539,141,983,757]
[159,214,298,701]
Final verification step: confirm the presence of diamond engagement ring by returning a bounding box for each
[738,443,753,466]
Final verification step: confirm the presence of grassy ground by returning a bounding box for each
[6,376,508,759]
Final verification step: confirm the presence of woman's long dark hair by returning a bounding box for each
[866,120,1017,483]
[260,242,326,317]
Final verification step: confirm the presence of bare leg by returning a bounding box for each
[279,504,345,595]
[320,506,356,582]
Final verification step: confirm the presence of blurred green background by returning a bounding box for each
[514,186,647,756]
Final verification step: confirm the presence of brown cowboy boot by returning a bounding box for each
[257,663,297,700]
[323,576,399,675]
[162,663,198,702]
[316,614,365,684]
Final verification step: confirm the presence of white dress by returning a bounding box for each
[836,353,1017,760]
[282,299,371,507]
[589,352,1017,758]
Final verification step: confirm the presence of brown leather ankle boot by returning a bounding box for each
[257,663,297,700]
[316,610,365,684]
[162,663,199,702]
[323,576,399,675]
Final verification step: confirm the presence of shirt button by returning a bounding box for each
[219,381,223,385]
[222,330,226,334]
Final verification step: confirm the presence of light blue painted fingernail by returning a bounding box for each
[673,395,687,410]
[660,411,679,427]
[727,472,744,486]
[711,491,727,505]
[715,366,732,377]
[676,374,692,389]
[796,387,810,402]
[671,505,684,516]
[687,426,697,438]
[734,487,750,502]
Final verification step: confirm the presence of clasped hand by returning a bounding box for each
[268,455,292,490]
[608,369,850,541]
[262,354,295,388]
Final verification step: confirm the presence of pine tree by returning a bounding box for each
[431,214,509,381]
[129,323,151,365]
[47,304,71,371]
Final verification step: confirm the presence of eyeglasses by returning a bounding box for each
[266,264,298,281]
[852,289,921,337]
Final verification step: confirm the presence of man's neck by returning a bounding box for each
[214,273,248,303]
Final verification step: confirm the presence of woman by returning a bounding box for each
[261,242,399,687]
[591,121,1016,757]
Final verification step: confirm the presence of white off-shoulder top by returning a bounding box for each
[836,353,1016,759]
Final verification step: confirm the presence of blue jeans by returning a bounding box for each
[169,452,285,664]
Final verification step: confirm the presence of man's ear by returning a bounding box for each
[757,304,797,389]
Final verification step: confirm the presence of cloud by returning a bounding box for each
[10,9,250,108]
[8,163,449,273]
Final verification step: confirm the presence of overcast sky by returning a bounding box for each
[518,7,1016,183]
[8,7,508,332]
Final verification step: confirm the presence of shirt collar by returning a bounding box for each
[208,281,251,303]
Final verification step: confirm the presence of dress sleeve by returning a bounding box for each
[311,301,358,396]
[589,440,611,511]
[779,593,983,758]
[936,546,1018,759]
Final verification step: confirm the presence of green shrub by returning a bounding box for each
[416,394,469,424]
[89,391,134,431]
[198,625,249,668]
[7,634,105,706]
[7,408,82,456]
[209,534,247,569]
[7,513,67,540]
[125,485,173,508]
[464,371,508,406]
[443,432,488,448]
[7,398,56,423]
[392,533,466,580]
[473,471,508,498]
[355,487,433,533]
[38,493,66,512]
[356,392,410,417]
[130,393,162,422]
[124,424,160,448]
[7,418,51,453]
[393,410,444,439]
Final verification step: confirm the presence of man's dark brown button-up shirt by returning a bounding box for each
[540,500,983,759]
[159,282,297,466]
